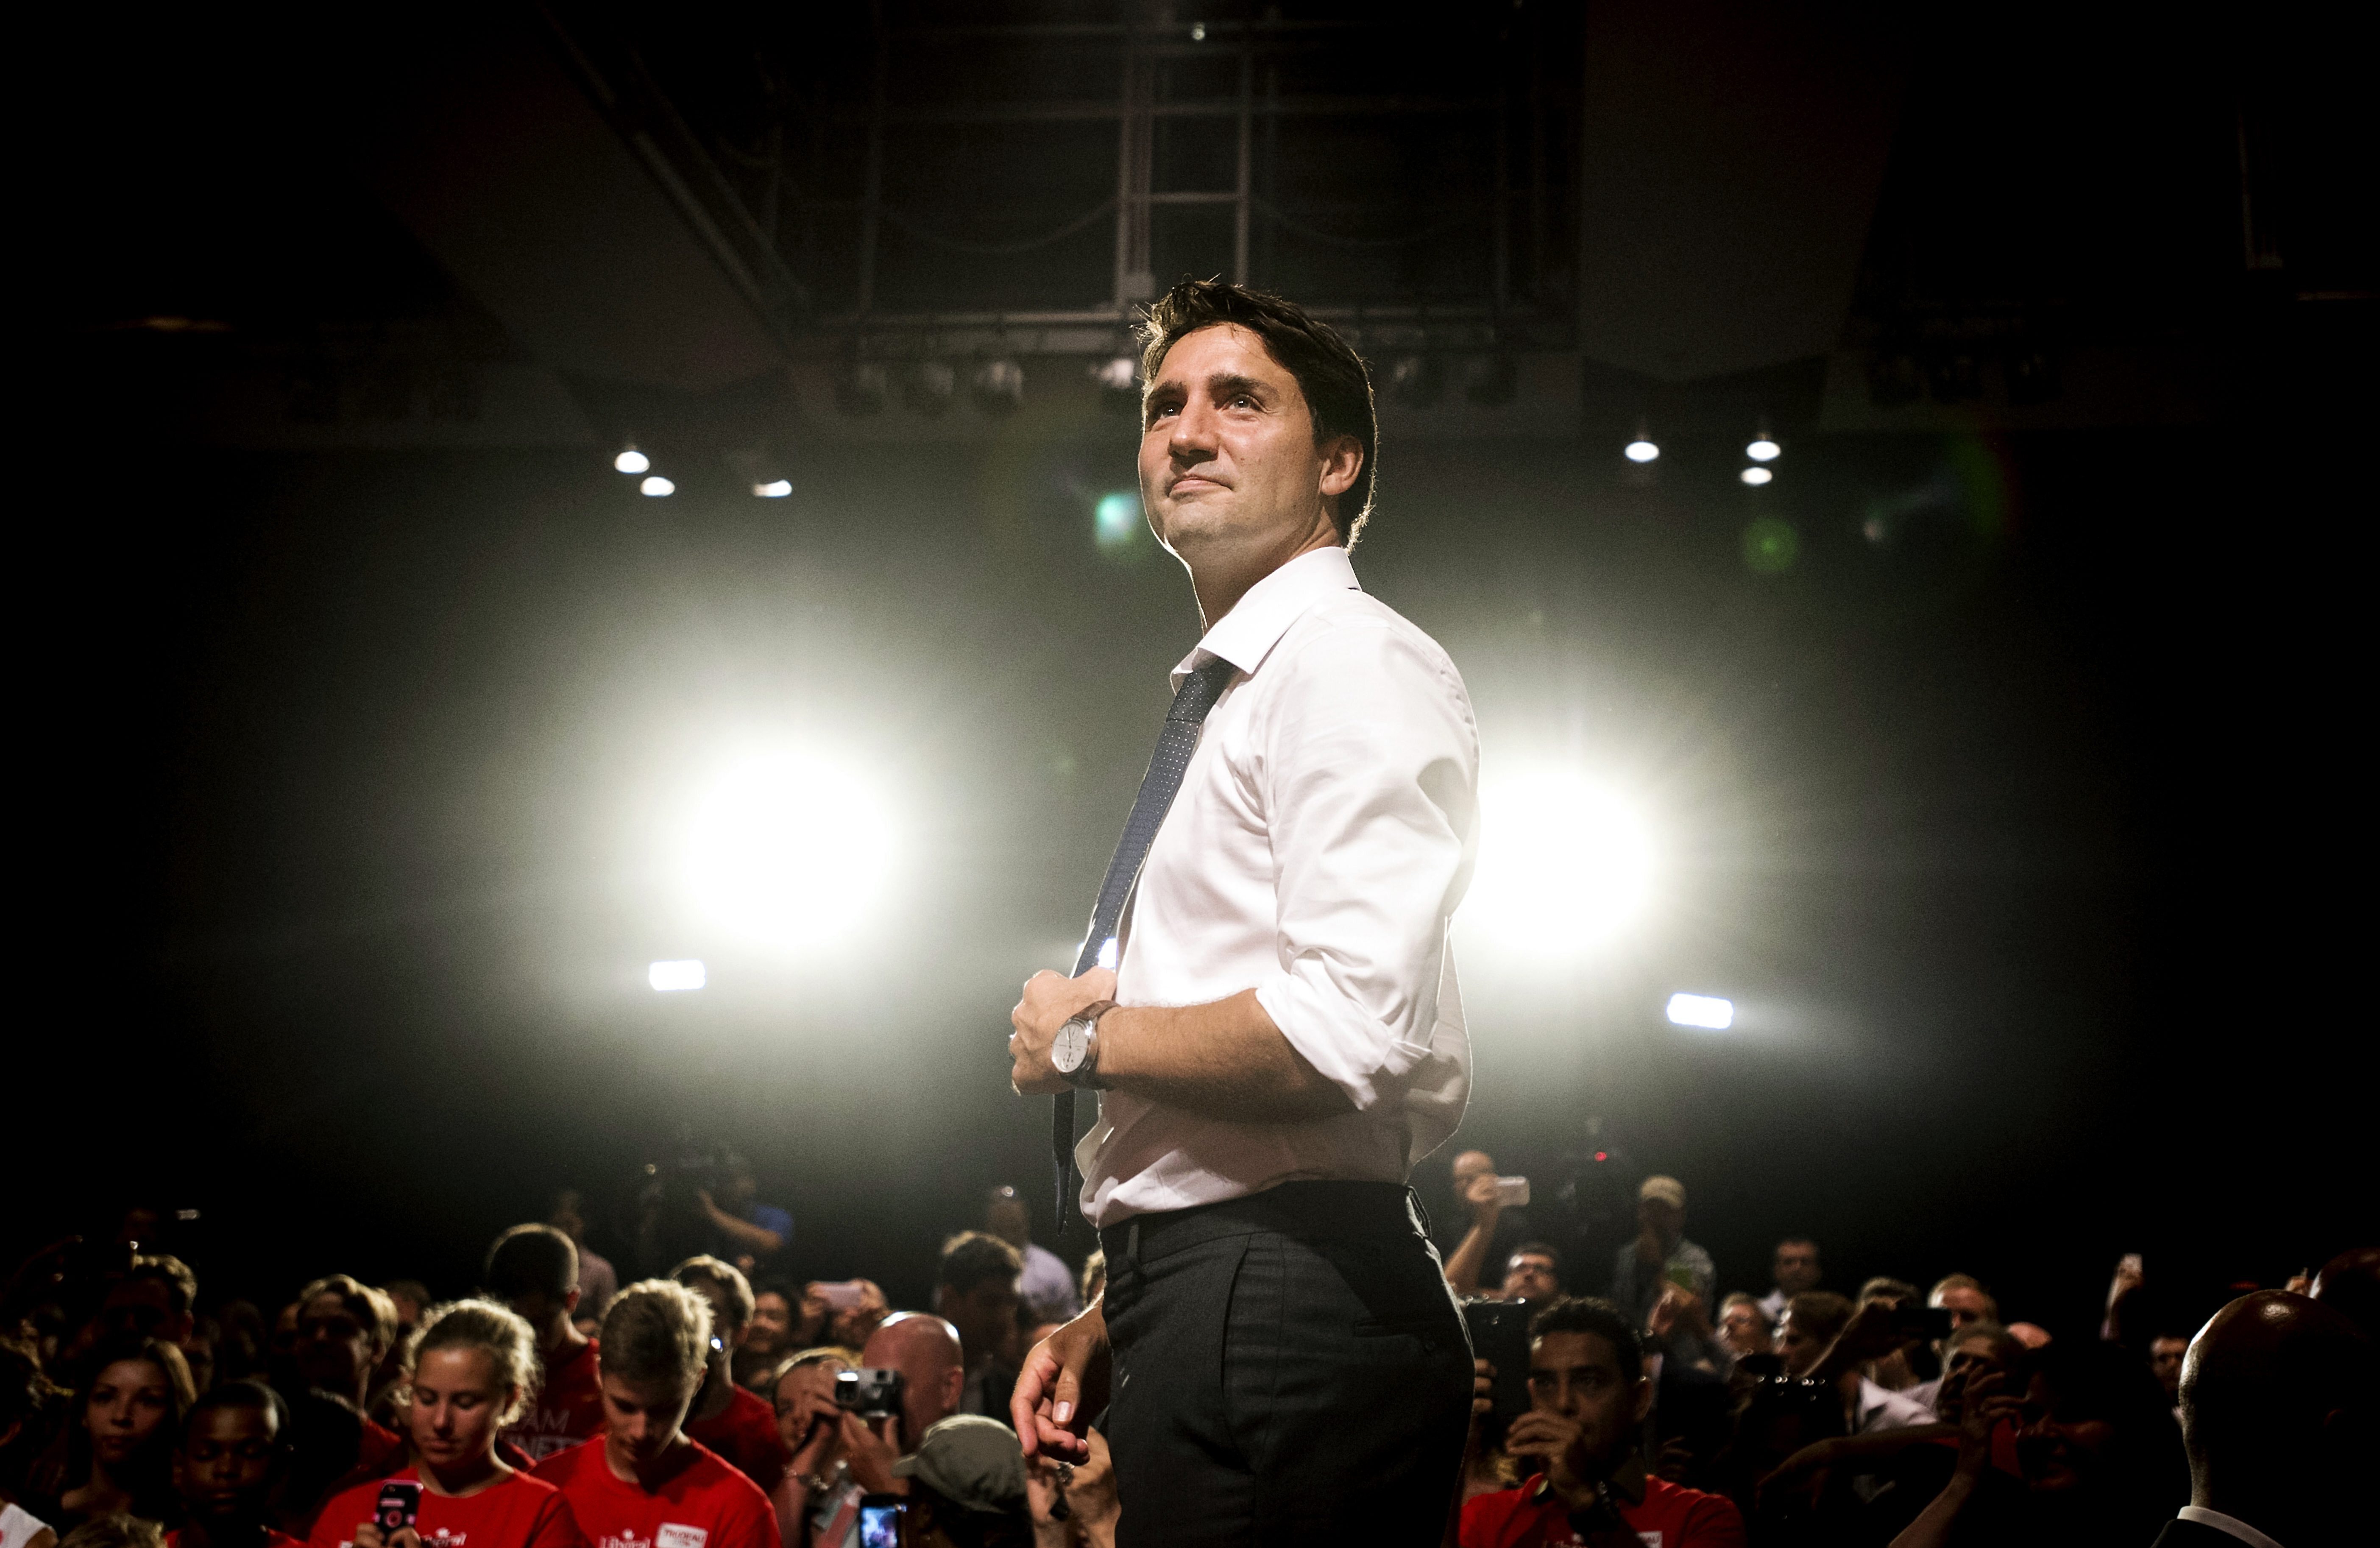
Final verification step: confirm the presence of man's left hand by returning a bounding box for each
[1009,967,1117,1095]
[1504,1409,1596,1507]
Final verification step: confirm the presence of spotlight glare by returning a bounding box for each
[683,750,898,948]
[1666,992,1734,1030]
[1747,437,1781,462]
[649,959,707,993]
[1464,770,1654,954]
[1094,491,1142,550]
[614,448,650,474]
[1740,466,1774,486]
[640,475,675,497]
[754,480,792,498]
[1624,438,1660,463]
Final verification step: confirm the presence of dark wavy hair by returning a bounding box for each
[1527,1296,1645,1387]
[1136,279,1380,546]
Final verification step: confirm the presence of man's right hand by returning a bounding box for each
[1012,1301,1110,1463]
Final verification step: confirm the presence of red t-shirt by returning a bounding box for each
[1460,1473,1746,1548]
[505,1339,608,1464]
[532,1437,774,1548]
[359,1420,408,1477]
[308,1467,587,1548]
[679,1389,790,1498]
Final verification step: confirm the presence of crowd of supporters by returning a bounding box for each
[1,1160,2368,1548]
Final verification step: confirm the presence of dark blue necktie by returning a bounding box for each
[1052,653,1240,1233]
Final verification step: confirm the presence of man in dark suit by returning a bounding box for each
[2150,1289,2373,1547]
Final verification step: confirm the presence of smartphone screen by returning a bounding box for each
[857,1495,904,1548]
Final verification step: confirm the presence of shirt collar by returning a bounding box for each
[1170,544,1360,689]
[1522,1454,1647,1511]
[2176,1506,2288,1548]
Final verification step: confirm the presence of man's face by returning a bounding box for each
[601,1371,698,1470]
[2013,1371,2112,1494]
[1772,1242,1821,1295]
[1451,1151,1494,1189]
[1776,1310,1830,1378]
[748,1292,794,1357]
[100,1278,189,1345]
[722,1169,758,1210]
[295,1293,373,1396]
[937,1280,1021,1367]
[176,1404,277,1518]
[1638,1197,1684,1245]
[1137,323,1351,568]
[985,1197,1031,1251]
[1938,1336,2006,1418]
[1501,1252,1560,1302]
[1719,1301,1772,1356]
[2148,1336,2188,1397]
[686,1283,740,1373]
[1934,1285,1990,1330]
[1527,1331,1647,1475]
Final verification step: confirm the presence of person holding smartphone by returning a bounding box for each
[1605,1177,1715,1335]
[307,1301,581,1548]
[535,1282,773,1548]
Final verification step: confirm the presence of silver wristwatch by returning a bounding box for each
[1051,1007,1109,1089]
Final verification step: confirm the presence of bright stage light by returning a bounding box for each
[681,750,897,947]
[649,959,707,992]
[1464,770,1654,954]
[614,447,649,474]
[641,476,675,497]
[1747,437,1781,462]
[1666,992,1734,1029]
[1739,466,1773,486]
[1095,491,1142,550]
[1624,438,1660,463]
[754,480,792,498]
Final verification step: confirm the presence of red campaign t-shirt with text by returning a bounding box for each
[308,1467,587,1548]
[170,1531,304,1548]
[679,1388,791,1497]
[532,1437,774,1548]
[1460,1474,1746,1548]
[504,1339,608,1464]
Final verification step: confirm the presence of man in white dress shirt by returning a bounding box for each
[1006,279,1478,1543]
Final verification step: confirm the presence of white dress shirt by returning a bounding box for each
[2174,1507,2287,1548]
[1078,545,1479,1226]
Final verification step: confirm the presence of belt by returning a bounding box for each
[1098,1180,1423,1267]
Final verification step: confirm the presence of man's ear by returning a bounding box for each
[1631,1375,1655,1424]
[564,1287,582,1314]
[1316,433,1363,500]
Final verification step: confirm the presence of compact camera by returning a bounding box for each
[834,1367,906,1419]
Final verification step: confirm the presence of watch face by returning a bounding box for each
[1052,1017,1087,1074]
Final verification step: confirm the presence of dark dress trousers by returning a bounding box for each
[1099,1180,1475,1547]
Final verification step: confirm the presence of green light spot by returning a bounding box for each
[1742,516,1800,575]
[1095,491,1142,550]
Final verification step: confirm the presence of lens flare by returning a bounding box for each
[682,751,898,947]
[1463,770,1654,954]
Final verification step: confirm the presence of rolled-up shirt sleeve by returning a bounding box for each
[1249,617,1478,1111]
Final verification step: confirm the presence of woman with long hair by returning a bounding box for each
[25,1339,194,1530]
[304,1303,580,1548]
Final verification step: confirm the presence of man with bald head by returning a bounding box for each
[2309,1246,2380,1344]
[860,1311,966,1456]
[2154,1290,2375,1547]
